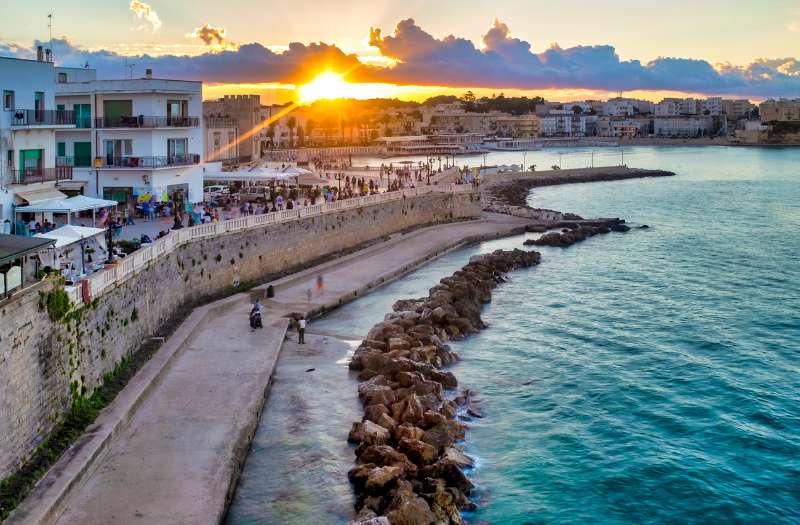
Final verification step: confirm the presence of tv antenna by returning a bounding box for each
[124,57,135,79]
[47,13,53,61]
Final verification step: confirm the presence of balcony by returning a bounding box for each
[95,116,200,128]
[10,161,73,184]
[102,154,201,169]
[9,109,76,127]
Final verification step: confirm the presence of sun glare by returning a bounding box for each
[298,72,355,103]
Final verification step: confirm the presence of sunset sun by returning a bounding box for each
[298,72,355,103]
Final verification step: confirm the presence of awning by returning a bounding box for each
[57,181,88,191]
[15,195,119,214]
[14,188,67,205]
[35,225,107,249]
[0,234,55,265]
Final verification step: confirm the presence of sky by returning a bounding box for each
[1,0,798,103]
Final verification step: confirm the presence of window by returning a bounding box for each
[34,92,44,111]
[213,131,221,148]
[6,150,12,167]
[166,100,187,118]
[57,72,67,83]
[57,142,66,157]
[167,138,188,158]
[104,139,132,160]
[3,90,14,110]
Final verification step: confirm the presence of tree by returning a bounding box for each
[573,106,583,115]
[297,125,305,146]
[461,91,477,112]
[286,116,297,148]
[266,122,277,147]
[305,119,316,146]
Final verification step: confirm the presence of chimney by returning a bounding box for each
[37,45,44,61]
[45,48,52,63]
[144,68,153,79]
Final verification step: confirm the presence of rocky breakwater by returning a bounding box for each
[346,249,541,525]
[524,219,638,247]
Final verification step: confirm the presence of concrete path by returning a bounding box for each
[52,309,288,525]
[10,213,531,525]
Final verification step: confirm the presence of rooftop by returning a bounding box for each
[0,234,55,266]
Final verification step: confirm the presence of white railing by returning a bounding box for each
[76,184,476,299]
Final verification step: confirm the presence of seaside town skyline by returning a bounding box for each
[1,0,799,104]
[0,2,799,525]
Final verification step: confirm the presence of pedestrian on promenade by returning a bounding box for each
[298,316,306,344]
[316,274,325,296]
[306,288,312,302]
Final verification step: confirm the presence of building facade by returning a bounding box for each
[203,95,267,161]
[1,54,75,225]
[541,110,586,137]
[653,116,714,137]
[55,67,204,210]
[759,99,800,122]
[203,117,239,163]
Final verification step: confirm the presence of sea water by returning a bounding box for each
[227,147,800,524]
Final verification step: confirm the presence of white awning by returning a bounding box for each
[15,195,119,213]
[14,188,68,205]
[204,168,297,183]
[35,225,106,248]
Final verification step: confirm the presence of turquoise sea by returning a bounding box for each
[227,146,800,524]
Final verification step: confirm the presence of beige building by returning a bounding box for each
[203,117,239,163]
[203,95,266,161]
[759,99,800,122]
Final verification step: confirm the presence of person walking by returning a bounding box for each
[298,316,306,344]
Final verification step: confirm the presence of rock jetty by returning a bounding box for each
[523,219,631,247]
[347,249,541,524]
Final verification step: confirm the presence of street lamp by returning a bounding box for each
[523,151,527,172]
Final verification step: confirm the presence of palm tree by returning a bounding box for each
[286,116,297,148]
[297,125,305,147]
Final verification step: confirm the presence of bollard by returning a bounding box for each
[266,285,275,298]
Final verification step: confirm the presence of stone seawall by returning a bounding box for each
[0,191,481,480]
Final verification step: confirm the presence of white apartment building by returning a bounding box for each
[541,110,586,137]
[654,98,700,117]
[55,67,204,211]
[1,53,76,226]
[700,97,723,116]
[653,116,714,137]
[603,99,636,117]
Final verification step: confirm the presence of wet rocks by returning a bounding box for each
[523,219,630,248]
[347,249,541,524]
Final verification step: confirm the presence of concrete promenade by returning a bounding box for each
[8,213,530,525]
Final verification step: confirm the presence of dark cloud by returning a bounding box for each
[8,37,363,84]
[368,18,800,97]
[188,24,235,49]
[2,19,798,97]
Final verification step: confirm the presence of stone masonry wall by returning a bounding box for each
[0,191,482,479]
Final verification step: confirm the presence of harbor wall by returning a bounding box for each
[0,191,482,479]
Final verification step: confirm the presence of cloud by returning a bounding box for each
[129,0,162,32]
[366,18,800,98]
[5,37,362,85]
[187,24,237,50]
[1,19,797,99]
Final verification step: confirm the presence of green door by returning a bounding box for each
[18,149,42,182]
[103,100,132,126]
[57,142,66,157]
[73,103,91,128]
[74,142,91,167]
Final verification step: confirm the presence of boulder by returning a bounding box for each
[398,438,439,465]
[365,465,403,492]
[361,420,391,446]
[385,480,436,525]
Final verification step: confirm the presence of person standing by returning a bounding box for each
[298,316,306,344]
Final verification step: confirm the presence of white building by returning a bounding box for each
[701,97,723,116]
[541,110,586,137]
[653,116,714,137]
[1,53,76,227]
[603,99,636,117]
[55,67,204,212]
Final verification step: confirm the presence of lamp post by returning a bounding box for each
[523,151,527,172]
